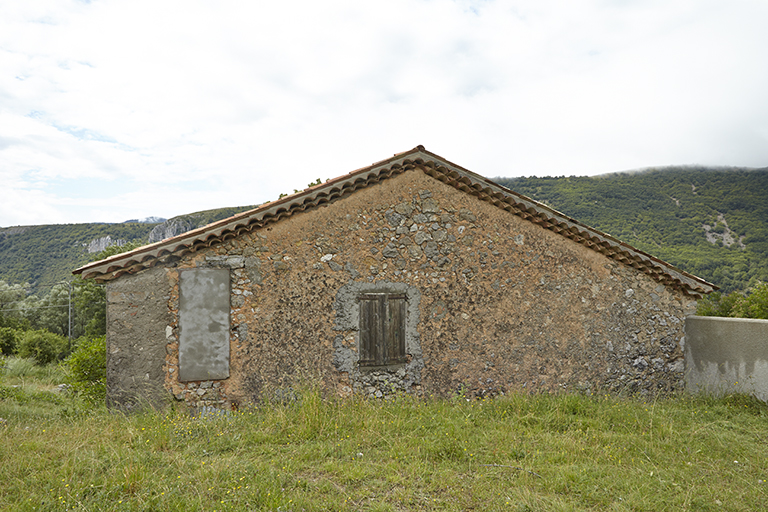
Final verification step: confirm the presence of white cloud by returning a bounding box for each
[1,0,767,226]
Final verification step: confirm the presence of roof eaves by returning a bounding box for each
[74,146,431,281]
[418,160,717,297]
[74,145,718,297]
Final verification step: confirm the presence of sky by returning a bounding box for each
[1,0,767,227]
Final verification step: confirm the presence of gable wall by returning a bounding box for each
[107,169,697,409]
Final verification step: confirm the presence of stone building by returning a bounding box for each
[74,146,716,410]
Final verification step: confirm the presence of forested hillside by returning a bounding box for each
[497,166,768,293]
[0,204,258,293]
[1,168,766,294]
[0,223,155,294]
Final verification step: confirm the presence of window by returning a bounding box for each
[358,293,406,366]
[333,281,421,377]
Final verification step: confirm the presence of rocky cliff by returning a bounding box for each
[86,236,126,254]
[148,218,196,244]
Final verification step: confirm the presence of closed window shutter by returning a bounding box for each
[358,294,382,366]
[386,295,406,364]
[359,293,406,366]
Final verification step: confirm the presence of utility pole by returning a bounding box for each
[68,281,73,342]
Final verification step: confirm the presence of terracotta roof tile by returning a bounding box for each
[74,146,717,297]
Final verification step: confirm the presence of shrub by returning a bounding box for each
[697,281,768,319]
[65,336,106,404]
[16,330,68,365]
[731,281,768,319]
[0,327,22,356]
[696,291,739,317]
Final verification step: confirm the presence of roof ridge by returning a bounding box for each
[74,146,717,297]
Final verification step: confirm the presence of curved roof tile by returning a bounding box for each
[74,146,717,297]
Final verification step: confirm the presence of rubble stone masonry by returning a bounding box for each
[106,170,697,410]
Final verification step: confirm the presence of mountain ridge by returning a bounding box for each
[0,204,258,293]
[495,165,768,293]
[1,166,766,294]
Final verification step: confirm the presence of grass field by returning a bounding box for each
[1,358,767,511]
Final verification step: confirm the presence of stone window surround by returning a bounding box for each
[333,280,424,382]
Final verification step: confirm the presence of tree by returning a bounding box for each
[696,292,740,317]
[731,281,768,319]
[73,277,106,338]
[32,283,70,337]
[0,281,30,329]
[696,281,768,319]
[0,327,22,356]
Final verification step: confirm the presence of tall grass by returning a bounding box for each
[1,375,766,511]
[1,356,66,385]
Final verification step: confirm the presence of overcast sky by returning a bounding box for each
[1,0,767,227]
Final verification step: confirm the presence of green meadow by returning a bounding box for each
[1,358,766,511]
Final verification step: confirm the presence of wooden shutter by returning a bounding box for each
[359,293,406,366]
[358,294,382,366]
[386,295,406,364]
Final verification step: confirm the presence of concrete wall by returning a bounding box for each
[106,169,698,410]
[685,315,768,402]
[106,265,172,410]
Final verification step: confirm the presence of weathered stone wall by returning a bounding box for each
[106,265,172,410]
[108,169,697,409]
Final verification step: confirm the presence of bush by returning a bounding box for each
[696,281,768,319]
[732,281,768,319]
[0,327,22,356]
[65,336,106,404]
[696,291,740,317]
[16,330,68,365]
